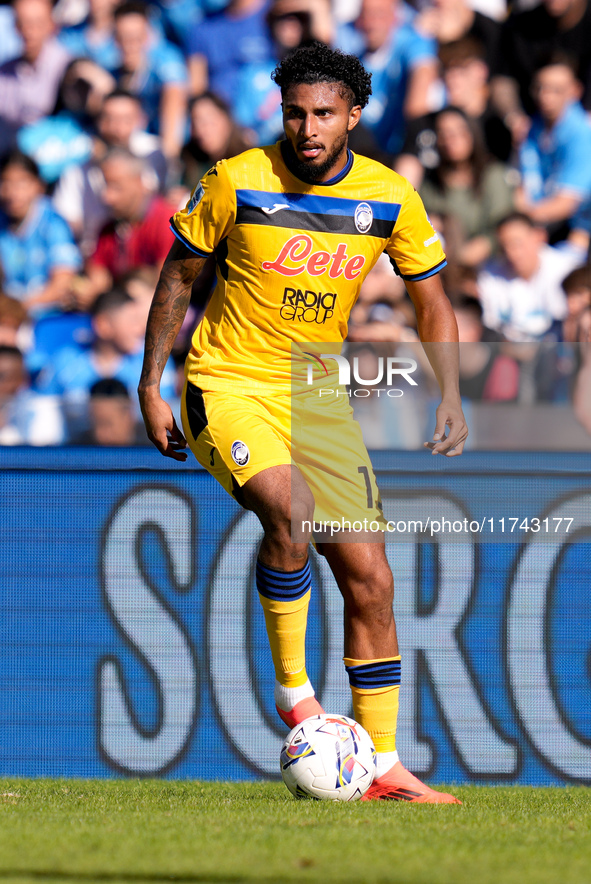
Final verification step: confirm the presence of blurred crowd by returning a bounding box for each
[1,0,591,447]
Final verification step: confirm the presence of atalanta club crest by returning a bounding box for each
[231,440,250,466]
[354,202,373,234]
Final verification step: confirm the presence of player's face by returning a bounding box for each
[282,82,361,183]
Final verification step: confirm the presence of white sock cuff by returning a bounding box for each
[375,750,400,779]
[274,678,315,712]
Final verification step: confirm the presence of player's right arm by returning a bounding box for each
[138,239,206,461]
[139,160,236,460]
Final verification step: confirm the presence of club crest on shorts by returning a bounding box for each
[231,440,250,466]
[354,202,373,234]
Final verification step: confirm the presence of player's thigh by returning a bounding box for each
[293,390,385,536]
[240,462,314,540]
[181,381,293,500]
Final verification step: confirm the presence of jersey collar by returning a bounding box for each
[322,149,354,184]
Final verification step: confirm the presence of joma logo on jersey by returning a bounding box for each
[281,287,337,324]
[262,234,366,280]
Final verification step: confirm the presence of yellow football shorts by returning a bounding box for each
[181,381,386,532]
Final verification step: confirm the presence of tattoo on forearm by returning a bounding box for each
[139,242,206,390]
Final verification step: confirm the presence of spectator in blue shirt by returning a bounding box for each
[517,59,591,236]
[234,0,335,145]
[53,89,168,259]
[59,0,121,73]
[0,151,81,318]
[37,287,176,438]
[187,0,274,106]
[17,57,117,184]
[151,0,229,50]
[0,4,22,66]
[0,344,64,445]
[0,0,72,155]
[350,0,438,158]
[113,1,187,158]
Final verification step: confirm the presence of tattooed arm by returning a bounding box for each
[138,239,207,460]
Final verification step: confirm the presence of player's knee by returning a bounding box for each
[245,465,314,540]
[265,501,314,550]
[343,565,394,622]
[270,480,314,536]
[290,490,315,539]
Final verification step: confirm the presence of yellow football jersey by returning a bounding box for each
[171,143,446,394]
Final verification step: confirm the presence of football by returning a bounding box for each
[280,714,376,801]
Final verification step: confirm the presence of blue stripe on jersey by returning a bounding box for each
[256,559,311,602]
[169,221,212,257]
[235,190,402,224]
[345,659,401,690]
[401,259,447,281]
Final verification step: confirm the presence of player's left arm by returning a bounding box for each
[139,240,207,460]
[405,273,468,457]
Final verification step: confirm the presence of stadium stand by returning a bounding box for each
[0,0,589,447]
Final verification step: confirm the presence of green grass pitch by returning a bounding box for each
[0,779,589,884]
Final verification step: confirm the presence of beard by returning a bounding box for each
[282,131,349,184]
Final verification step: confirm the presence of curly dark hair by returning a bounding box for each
[271,42,372,109]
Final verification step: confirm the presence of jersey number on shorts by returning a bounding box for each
[358,466,373,508]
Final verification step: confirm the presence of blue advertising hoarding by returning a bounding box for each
[0,448,590,786]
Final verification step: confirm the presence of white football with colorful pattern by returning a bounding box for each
[280,714,376,801]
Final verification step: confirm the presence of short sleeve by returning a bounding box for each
[187,19,209,58]
[385,183,446,281]
[553,132,591,198]
[47,213,82,271]
[154,43,188,84]
[404,26,436,69]
[170,161,236,256]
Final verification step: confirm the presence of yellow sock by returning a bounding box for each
[258,591,310,686]
[344,656,401,753]
[256,559,311,687]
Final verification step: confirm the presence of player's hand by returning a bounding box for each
[423,398,468,457]
[139,388,188,461]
